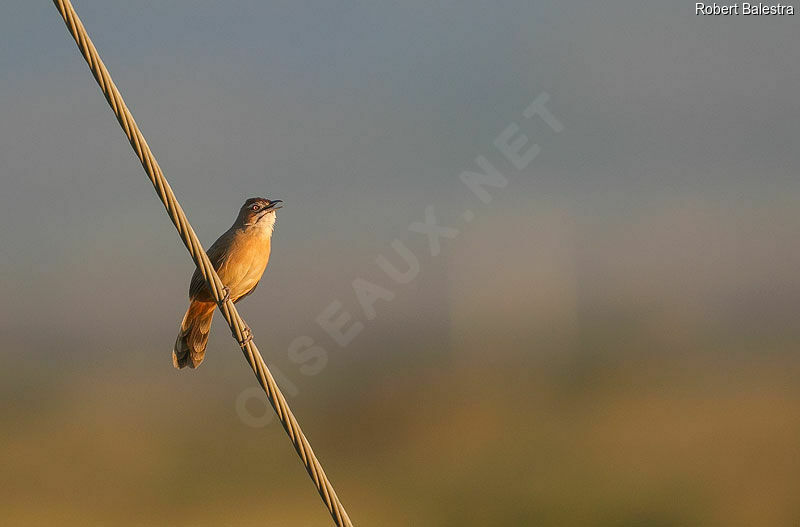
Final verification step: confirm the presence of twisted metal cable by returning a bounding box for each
[51,2,354,525]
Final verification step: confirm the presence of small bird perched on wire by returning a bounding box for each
[173,197,283,369]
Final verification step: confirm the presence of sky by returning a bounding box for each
[0,0,797,365]
[0,1,800,334]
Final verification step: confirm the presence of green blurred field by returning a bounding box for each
[3,321,799,526]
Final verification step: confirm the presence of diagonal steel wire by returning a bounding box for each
[50,1,354,525]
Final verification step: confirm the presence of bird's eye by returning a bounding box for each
[251,204,260,211]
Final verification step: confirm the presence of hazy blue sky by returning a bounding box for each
[1,1,798,364]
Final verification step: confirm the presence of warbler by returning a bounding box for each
[173,197,282,369]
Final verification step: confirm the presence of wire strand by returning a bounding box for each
[51,2,354,525]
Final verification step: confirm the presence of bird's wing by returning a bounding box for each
[234,280,259,304]
[188,230,233,302]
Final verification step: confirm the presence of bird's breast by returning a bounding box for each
[217,233,271,298]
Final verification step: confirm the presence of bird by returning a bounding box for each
[173,196,282,369]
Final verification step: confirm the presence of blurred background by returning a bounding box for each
[1,1,799,525]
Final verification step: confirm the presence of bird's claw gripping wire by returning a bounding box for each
[237,324,254,347]
[218,286,231,305]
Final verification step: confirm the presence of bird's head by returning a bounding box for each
[237,197,283,230]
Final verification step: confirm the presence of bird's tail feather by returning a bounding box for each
[173,301,215,369]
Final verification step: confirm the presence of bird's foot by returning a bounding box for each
[237,324,254,347]
[218,286,231,305]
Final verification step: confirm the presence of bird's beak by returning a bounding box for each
[265,199,283,212]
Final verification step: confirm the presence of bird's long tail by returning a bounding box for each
[173,300,216,369]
